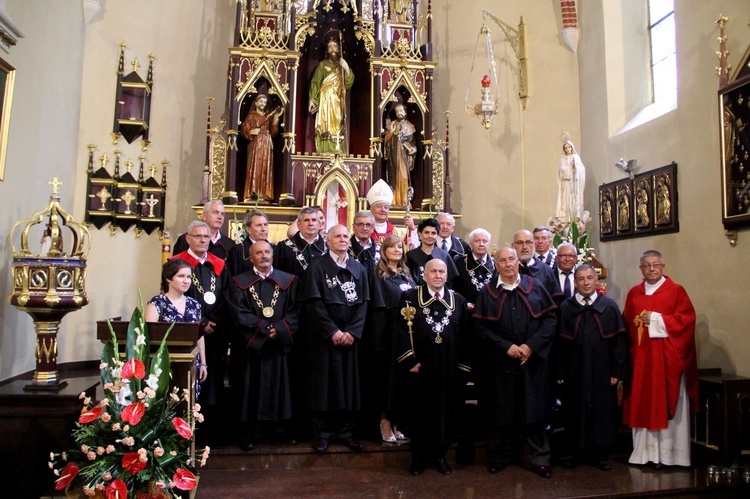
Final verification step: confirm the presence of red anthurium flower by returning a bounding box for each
[106,478,128,499]
[172,417,192,439]
[78,406,103,424]
[173,468,197,490]
[121,359,146,380]
[121,452,147,474]
[55,462,79,490]
[121,401,146,425]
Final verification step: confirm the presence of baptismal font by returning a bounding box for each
[8,178,91,390]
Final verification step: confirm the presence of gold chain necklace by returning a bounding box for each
[249,283,280,318]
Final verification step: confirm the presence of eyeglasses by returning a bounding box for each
[188,234,211,240]
[640,264,664,270]
[353,223,374,228]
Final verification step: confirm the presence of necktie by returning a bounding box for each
[441,239,448,251]
[537,254,544,263]
[584,296,591,307]
[563,271,572,298]
[519,263,529,275]
[435,292,441,301]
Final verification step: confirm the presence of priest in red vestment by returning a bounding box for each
[621,250,698,467]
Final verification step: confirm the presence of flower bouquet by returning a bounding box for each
[49,305,208,498]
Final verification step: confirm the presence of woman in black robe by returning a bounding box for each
[366,235,416,443]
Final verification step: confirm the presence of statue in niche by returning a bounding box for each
[636,183,649,227]
[618,190,630,231]
[601,191,613,233]
[384,103,416,207]
[556,136,586,223]
[390,0,411,22]
[241,94,283,203]
[309,32,354,154]
[656,177,671,224]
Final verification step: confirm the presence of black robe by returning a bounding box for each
[172,251,232,407]
[556,294,627,449]
[472,275,557,425]
[227,268,299,423]
[228,238,277,276]
[273,232,326,277]
[441,235,471,260]
[299,254,370,412]
[395,287,471,460]
[364,268,416,412]
[453,253,495,305]
[519,258,563,303]
[349,235,379,275]
[405,246,459,287]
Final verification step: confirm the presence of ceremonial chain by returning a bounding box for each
[468,267,493,291]
[325,273,359,303]
[192,270,216,304]
[285,238,320,270]
[420,288,455,344]
[250,283,280,318]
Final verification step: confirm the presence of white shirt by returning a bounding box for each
[187,248,207,265]
[497,274,521,291]
[427,286,446,300]
[330,251,350,268]
[253,266,273,279]
[574,291,598,306]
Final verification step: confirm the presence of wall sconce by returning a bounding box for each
[465,9,528,131]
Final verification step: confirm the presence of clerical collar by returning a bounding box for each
[575,292,597,306]
[644,276,666,295]
[188,249,207,265]
[498,274,521,290]
[253,266,273,279]
[330,251,349,268]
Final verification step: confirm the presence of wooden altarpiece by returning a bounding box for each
[201,0,451,229]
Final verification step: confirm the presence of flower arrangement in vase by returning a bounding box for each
[49,305,208,498]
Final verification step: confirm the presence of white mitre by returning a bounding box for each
[366,179,394,206]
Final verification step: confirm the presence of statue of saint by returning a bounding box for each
[241,94,283,203]
[384,103,416,207]
[618,190,630,231]
[309,34,354,154]
[556,139,586,223]
[656,178,671,224]
[636,184,649,227]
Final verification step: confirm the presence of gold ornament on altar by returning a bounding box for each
[8,178,91,390]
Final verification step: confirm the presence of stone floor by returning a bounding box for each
[193,440,750,498]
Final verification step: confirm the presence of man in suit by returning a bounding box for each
[437,212,470,260]
[349,211,379,274]
[173,200,236,262]
[229,209,274,276]
[554,242,578,300]
[533,227,556,268]
[513,229,562,302]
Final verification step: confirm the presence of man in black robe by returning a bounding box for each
[437,212,471,260]
[472,246,557,478]
[173,200,236,262]
[229,209,275,276]
[274,207,327,278]
[396,259,471,476]
[172,220,232,444]
[299,224,369,453]
[227,240,299,450]
[513,229,562,302]
[406,218,458,287]
[349,211,379,273]
[453,227,495,310]
[556,265,626,470]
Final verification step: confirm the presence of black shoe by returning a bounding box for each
[487,460,506,474]
[534,465,552,478]
[558,456,577,468]
[595,459,612,471]
[238,439,255,451]
[435,458,452,476]
[410,459,425,476]
[314,438,329,453]
[342,438,364,452]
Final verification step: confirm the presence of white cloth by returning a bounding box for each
[645,276,669,338]
[629,376,691,467]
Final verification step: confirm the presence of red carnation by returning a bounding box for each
[172,417,192,439]
[121,359,146,380]
[121,401,146,425]
[106,478,128,499]
[78,406,103,424]
[481,74,491,87]
[173,468,197,491]
[55,462,79,490]
[121,452,147,474]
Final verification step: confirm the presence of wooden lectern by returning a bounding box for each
[96,319,202,411]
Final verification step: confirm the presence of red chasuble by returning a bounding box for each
[621,276,699,430]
